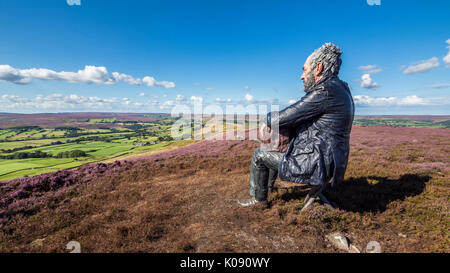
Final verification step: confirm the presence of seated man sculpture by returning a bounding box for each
[238,42,355,209]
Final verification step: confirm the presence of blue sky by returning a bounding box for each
[0,0,449,115]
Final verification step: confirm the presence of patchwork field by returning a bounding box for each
[0,113,185,180]
[353,115,450,128]
[0,123,448,253]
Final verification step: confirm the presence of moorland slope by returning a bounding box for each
[0,125,448,252]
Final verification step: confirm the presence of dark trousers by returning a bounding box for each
[249,147,284,201]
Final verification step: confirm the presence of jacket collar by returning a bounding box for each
[304,75,338,93]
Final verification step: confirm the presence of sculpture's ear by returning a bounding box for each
[314,62,324,76]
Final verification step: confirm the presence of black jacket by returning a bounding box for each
[266,75,355,187]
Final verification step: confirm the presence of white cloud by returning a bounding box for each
[0,65,114,85]
[157,95,203,110]
[402,57,440,74]
[354,95,395,106]
[244,93,254,102]
[358,65,382,89]
[0,65,29,84]
[366,68,383,75]
[359,65,383,75]
[112,72,142,85]
[190,96,203,103]
[158,81,175,88]
[159,100,175,109]
[0,92,231,112]
[67,0,81,6]
[431,83,450,89]
[216,97,232,103]
[358,65,377,71]
[0,93,130,111]
[142,76,156,86]
[288,99,296,104]
[0,64,176,88]
[444,38,450,68]
[175,94,185,102]
[139,92,146,96]
[398,95,427,105]
[360,73,379,89]
[354,95,447,107]
[143,76,176,88]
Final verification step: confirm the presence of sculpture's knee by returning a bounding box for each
[252,148,264,165]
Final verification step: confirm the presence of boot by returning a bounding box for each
[239,165,270,208]
[253,165,269,202]
[237,196,268,208]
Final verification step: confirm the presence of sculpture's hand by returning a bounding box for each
[259,122,271,143]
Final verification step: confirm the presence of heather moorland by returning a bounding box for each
[0,121,448,252]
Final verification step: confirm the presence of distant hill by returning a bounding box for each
[1,113,449,129]
[354,115,450,122]
[0,113,171,129]
[353,115,450,128]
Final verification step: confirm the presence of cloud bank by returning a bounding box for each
[354,95,448,107]
[1,92,447,114]
[0,64,176,88]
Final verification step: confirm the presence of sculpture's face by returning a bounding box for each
[301,56,315,90]
[301,55,324,90]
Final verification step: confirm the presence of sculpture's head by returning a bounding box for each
[301,42,342,90]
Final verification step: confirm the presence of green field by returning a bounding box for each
[0,139,196,180]
[88,118,117,123]
[0,117,184,180]
[354,118,450,128]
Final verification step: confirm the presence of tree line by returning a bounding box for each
[0,149,88,160]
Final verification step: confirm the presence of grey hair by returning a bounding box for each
[309,42,342,78]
